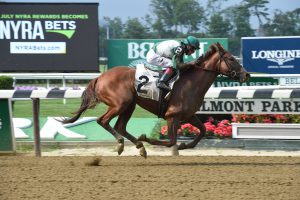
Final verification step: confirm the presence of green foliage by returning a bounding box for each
[207,14,232,37]
[228,37,241,56]
[150,0,205,33]
[99,0,299,56]
[103,17,124,38]
[232,5,255,37]
[152,19,170,38]
[243,0,270,26]
[0,76,14,89]
[123,18,150,39]
[263,9,300,36]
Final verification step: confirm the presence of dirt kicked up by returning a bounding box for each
[0,156,299,200]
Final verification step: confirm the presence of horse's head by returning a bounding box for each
[199,43,250,83]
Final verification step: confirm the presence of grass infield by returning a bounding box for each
[12,99,157,118]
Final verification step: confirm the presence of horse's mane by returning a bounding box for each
[181,43,219,75]
[196,44,218,64]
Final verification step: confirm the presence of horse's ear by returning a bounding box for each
[211,44,217,52]
[216,42,223,50]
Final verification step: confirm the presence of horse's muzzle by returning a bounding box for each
[239,72,250,83]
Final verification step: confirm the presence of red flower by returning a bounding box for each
[262,118,272,123]
[178,123,200,136]
[207,117,214,123]
[226,126,232,133]
[220,119,229,125]
[160,125,168,135]
[161,123,200,137]
[231,115,237,122]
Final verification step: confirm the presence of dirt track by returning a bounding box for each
[0,156,299,200]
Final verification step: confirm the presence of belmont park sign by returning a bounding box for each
[199,99,300,114]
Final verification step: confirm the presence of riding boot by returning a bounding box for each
[157,67,174,91]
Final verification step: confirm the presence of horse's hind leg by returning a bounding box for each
[114,103,147,158]
[97,107,125,155]
[178,115,206,150]
[138,117,179,147]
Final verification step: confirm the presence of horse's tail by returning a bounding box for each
[61,78,99,124]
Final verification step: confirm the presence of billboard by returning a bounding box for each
[242,36,300,74]
[0,2,99,72]
[214,76,278,87]
[107,38,228,68]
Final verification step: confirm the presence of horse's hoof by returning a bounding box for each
[138,134,147,141]
[139,147,147,159]
[117,137,124,144]
[117,143,124,155]
[136,141,144,149]
[178,142,187,150]
[171,145,179,156]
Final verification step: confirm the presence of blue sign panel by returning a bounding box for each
[242,36,300,74]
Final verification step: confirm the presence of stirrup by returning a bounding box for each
[157,82,171,91]
[164,92,171,101]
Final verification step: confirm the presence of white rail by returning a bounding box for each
[0,73,100,89]
[2,73,300,89]
[0,73,100,80]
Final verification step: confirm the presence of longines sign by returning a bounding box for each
[242,36,300,74]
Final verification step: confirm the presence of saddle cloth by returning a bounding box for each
[134,64,178,101]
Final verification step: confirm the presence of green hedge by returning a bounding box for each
[0,76,14,89]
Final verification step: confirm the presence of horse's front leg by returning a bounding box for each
[178,115,206,150]
[138,118,179,147]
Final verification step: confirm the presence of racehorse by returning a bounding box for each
[62,42,250,158]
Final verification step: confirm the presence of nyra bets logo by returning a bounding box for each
[0,20,76,54]
[0,20,77,40]
[0,14,88,54]
[251,49,300,69]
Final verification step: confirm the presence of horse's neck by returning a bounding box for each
[196,69,218,91]
[199,53,220,89]
[180,67,217,98]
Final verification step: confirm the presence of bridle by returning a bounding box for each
[199,47,240,79]
[217,50,239,79]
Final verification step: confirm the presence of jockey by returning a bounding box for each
[146,35,200,91]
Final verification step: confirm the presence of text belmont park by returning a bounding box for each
[200,100,300,113]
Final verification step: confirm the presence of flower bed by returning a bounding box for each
[160,117,232,139]
[232,114,300,123]
[159,114,300,139]
[205,118,232,138]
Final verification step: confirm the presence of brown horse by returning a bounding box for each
[62,42,250,158]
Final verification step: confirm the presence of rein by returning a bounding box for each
[218,51,239,79]
[197,49,239,79]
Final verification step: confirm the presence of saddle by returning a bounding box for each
[134,64,179,117]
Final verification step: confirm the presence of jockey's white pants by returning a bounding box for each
[146,49,172,68]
